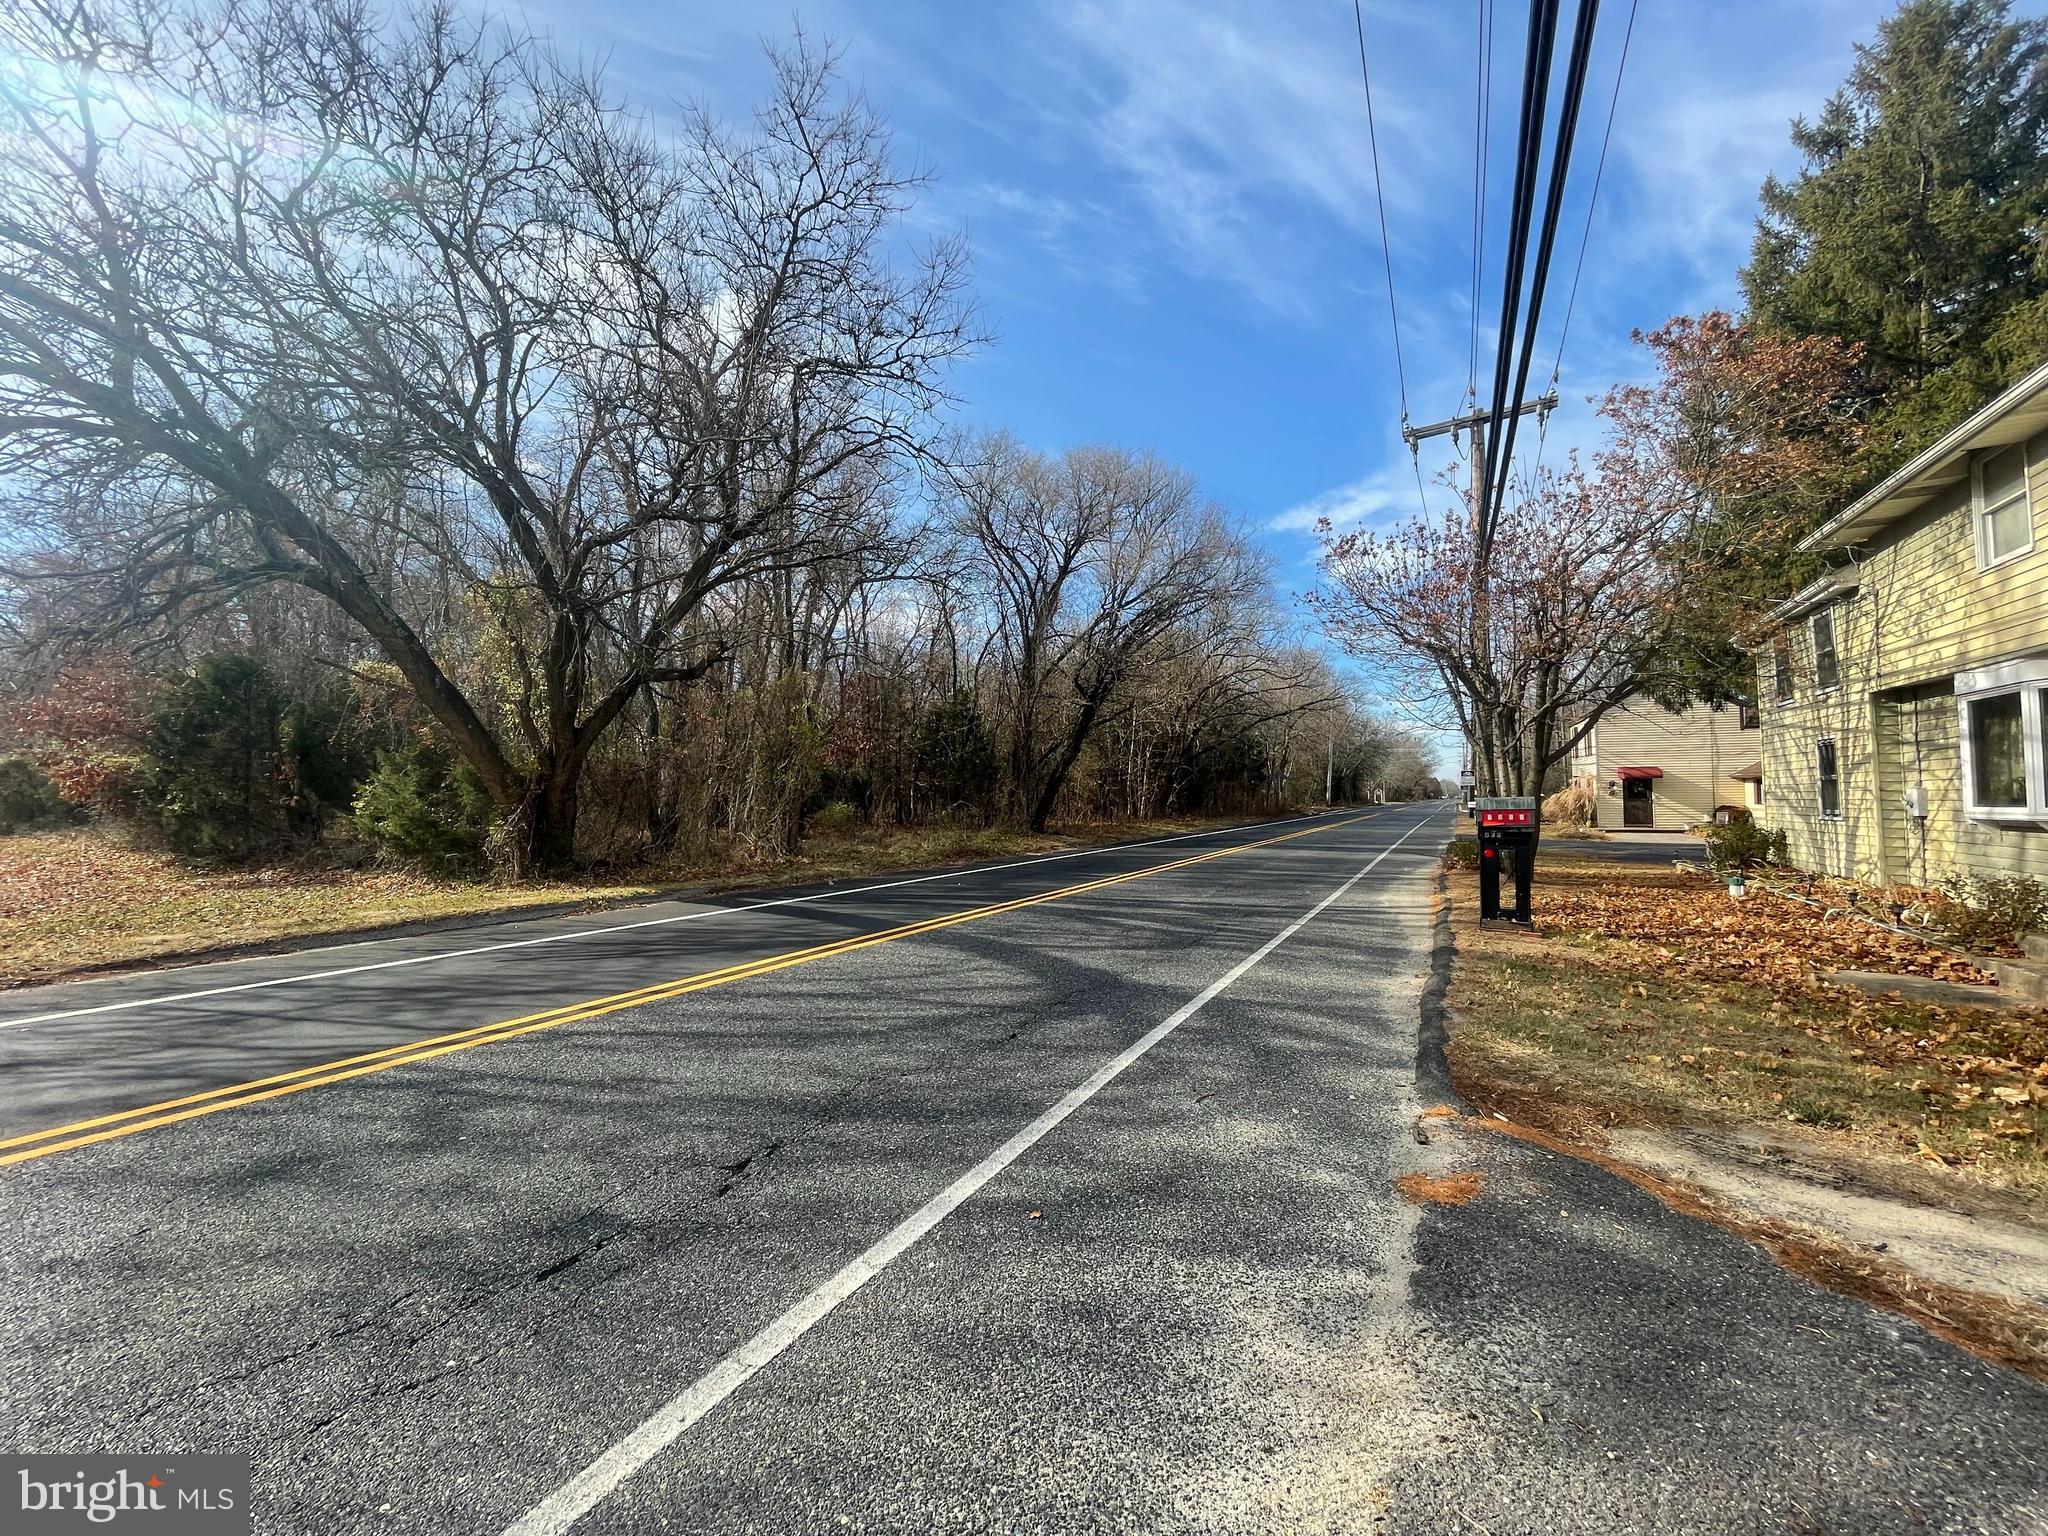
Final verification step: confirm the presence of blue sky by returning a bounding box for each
[519,0,1902,756]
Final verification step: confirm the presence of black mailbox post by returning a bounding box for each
[1475,796,1536,923]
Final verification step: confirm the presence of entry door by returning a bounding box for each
[1622,776,1654,827]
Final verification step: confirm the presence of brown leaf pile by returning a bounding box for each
[1454,857,2048,1189]
[1534,865,2000,992]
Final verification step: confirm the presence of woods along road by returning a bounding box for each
[2,803,2046,1535]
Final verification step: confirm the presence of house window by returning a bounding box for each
[1974,442,2034,568]
[1970,693,2027,809]
[1956,657,2048,819]
[1773,639,1794,703]
[1811,607,1840,693]
[1738,700,1759,731]
[1815,738,1841,819]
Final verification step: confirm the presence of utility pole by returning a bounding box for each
[1401,390,1557,517]
[1400,390,1555,794]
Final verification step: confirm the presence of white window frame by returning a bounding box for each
[1810,606,1841,695]
[1972,442,2036,571]
[1814,737,1842,821]
[1772,638,1794,704]
[1956,656,2048,821]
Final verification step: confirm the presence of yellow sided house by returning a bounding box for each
[1569,694,1761,831]
[1757,358,2048,888]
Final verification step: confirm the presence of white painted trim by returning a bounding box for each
[498,812,1440,1536]
[1955,655,2048,697]
[1763,568,1861,627]
[1800,355,2048,553]
[1956,681,2048,821]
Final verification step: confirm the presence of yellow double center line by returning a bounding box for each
[1,812,1381,1169]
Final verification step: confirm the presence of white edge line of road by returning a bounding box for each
[499,808,1442,1536]
[0,806,1399,1032]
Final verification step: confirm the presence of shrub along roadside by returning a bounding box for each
[136,655,374,862]
[352,744,495,875]
[0,756,74,834]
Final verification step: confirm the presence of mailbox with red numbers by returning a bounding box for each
[1474,796,1537,923]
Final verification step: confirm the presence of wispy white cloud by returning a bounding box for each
[1269,462,1419,535]
[947,180,1153,302]
[1010,0,1460,316]
[1592,2,1877,318]
[1608,83,1822,313]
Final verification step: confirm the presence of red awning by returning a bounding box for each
[1616,765,1663,780]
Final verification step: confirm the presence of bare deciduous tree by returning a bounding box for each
[1315,462,1674,809]
[946,434,1260,831]
[0,0,973,871]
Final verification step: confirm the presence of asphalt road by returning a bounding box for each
[4,802,2047,1535]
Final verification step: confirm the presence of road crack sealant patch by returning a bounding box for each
[711,1138,784,1199]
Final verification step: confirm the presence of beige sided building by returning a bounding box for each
[1756,358,2048,887]
[1569,695,1760,832]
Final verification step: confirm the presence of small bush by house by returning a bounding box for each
[1696,810,1788,872]
[1925,871,2048,950]
[1542,782,1597,834]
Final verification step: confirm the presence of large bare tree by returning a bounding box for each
[0,0,973,871]
[946,434,1259,831]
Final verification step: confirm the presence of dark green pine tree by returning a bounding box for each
[1743,0,2048,472]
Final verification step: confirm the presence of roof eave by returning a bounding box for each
[1756,568,1863,633]
[1798,355,2048,554]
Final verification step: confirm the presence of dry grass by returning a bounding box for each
[1445,851,2048,1199]
[0,832,670,987]
[0,813,1235,988]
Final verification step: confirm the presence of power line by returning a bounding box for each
[1475,0,1562,558]
[1547,0,1636,391]
[1351,0,1427,514]
[1351,1,1410,421]
[1484,0,1604,546]
[1532,0,1638,489]
[1466,0,1492,408]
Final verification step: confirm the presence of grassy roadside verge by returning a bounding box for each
[1442,846,2048,1378]
[1444,850,2048,1196]
[0,812,1257,989]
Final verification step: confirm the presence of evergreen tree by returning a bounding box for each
[139,655,368,860]
[1743,0,2048,468]
[352,743,495,874]
[913,692,999,823]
